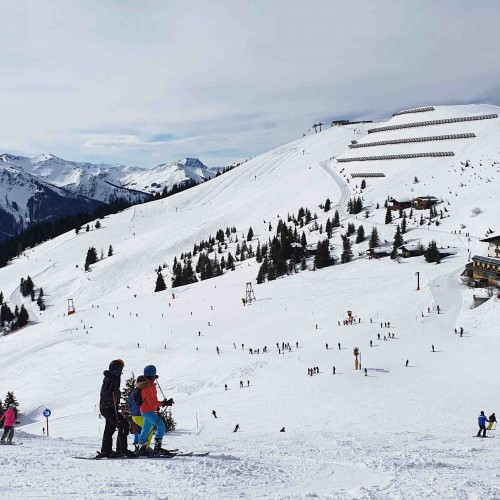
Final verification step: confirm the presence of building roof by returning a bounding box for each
[414,196,439,201]
[480,234,500,243]
[472,255,500,265]
[390,197,413,203]
[399,243,421,252]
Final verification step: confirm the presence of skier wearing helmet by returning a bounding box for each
[98,359,135,458]
[0,404,19,444]
[136,365,174,456]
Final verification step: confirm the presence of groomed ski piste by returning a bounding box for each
[1,104,500,498]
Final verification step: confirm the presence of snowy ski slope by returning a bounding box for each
[0,105,500,499]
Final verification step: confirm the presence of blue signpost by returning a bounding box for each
[43,408,51,437]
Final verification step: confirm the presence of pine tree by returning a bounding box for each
[256,256,268,284]
[95,220,101,229]
[17,305,29,327]
[159,408,176,432]
[333,210,340,227]
[37,288,46,311]
[155,273,167,292]
[385,206,393,224]
[340,235,353,263]
[247,227,254,241]
[401,213,407,234]
[360,179,366,190]
[84,247,98,271]
[425,240,441,264]
[325,219,332,238]
[391,225,403,259]
[108,245,113,257]
[301,232,307,247]
[314,240,332,269]
[324,198,331,212]
[355,225,365,244]
[346,223,356,237]
[119,374,136,422]
[369,227,380,249]
[4,391,19,416]
[256,242,262,263]
[300,256,307,271]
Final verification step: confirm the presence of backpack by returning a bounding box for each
[133,387,143,407]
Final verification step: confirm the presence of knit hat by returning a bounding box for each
[109,359,124,375]
[9,404,16,408]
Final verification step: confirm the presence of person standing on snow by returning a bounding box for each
[136,365,174,456]
[129,375,153,452]
[99,359,134,458]
[487,412,497,431]
[0,404,19,444]
[477,411,489,437]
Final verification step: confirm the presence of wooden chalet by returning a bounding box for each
[389,197,412,211]
[481,234,500,260]
[413,196,439,209]
[464,255,500,287]
[437,247,458,258]
[367,246,391,259]
[398,243,423,258]
[463,235,500,286]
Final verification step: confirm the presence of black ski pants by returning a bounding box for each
[100,407,129,455]
[1,426,13,443]
[477,424,487,437]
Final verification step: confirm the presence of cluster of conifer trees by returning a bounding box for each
[0,291,29,330]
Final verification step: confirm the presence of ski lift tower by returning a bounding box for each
[68,299,76,316]
[245,283,256,304]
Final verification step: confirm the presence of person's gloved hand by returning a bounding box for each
[163,398,174,407]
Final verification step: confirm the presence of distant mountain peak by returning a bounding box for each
[32,153,61,163]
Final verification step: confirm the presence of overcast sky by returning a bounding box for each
[1,0,499,168]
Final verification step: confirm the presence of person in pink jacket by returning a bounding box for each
[1,405,19,444]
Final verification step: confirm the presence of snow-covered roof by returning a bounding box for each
[481,234,500,243]
[472,255,500,265]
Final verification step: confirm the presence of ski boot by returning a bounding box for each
[137,443,153,457]
[96,450,119,459]
[153,438,175,456]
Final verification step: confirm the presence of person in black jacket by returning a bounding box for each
[99,359,134,458]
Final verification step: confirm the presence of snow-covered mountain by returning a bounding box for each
[121,157,216,194]
[0,154,215,240]
[1,104,500,498]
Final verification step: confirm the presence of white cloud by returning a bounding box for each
[1,0,500,167]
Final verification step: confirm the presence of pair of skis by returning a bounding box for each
[74,450,210,460]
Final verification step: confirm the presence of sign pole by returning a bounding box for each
[43,408,52,437]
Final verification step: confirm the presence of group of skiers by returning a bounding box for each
[477,411,496,437]
[99,359,174,458]
[0,404,19,444]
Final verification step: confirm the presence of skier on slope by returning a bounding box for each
[0,404,19,444]
[477,411,489,437]
[129,375,153,452]
[487,412,497,431]
[98,359,135,458]
[136,365,174,456]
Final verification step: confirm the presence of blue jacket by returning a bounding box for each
[129,389,141,417]
[478,414,489,426]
